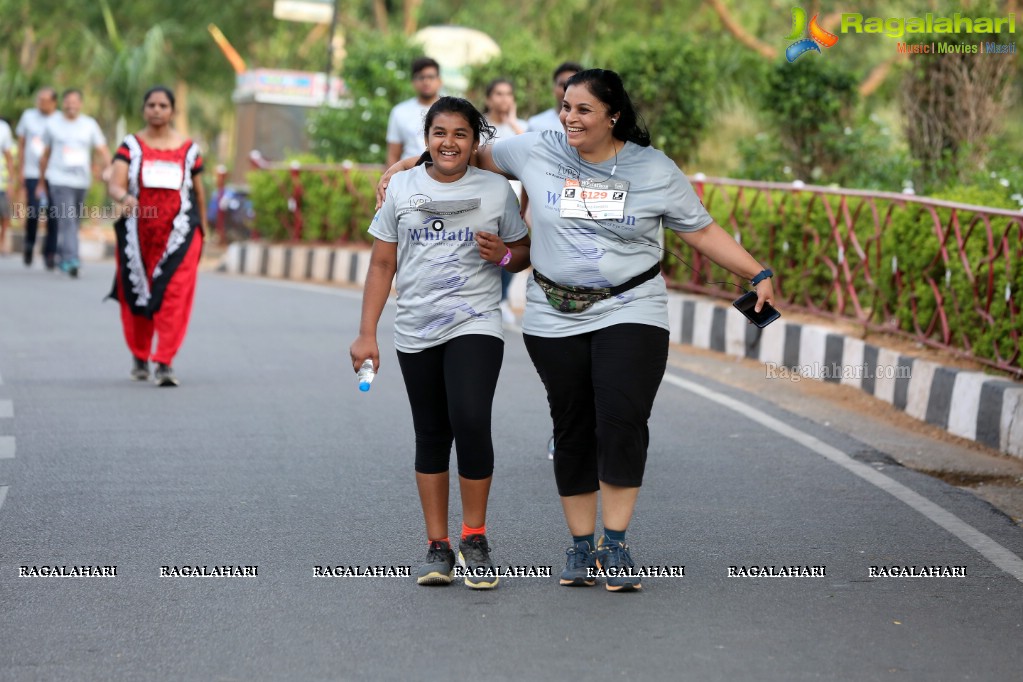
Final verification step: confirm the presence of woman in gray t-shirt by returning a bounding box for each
[351,97,530,589]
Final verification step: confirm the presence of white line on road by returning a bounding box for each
[663,372,1023,584]
[0,436,14,459]
[0,400,12,418]
[0,486,6,513]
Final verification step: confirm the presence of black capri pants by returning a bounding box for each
[523,324,668,496]
[396,334,504,480]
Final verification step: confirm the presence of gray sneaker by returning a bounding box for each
[154,363,179,387]
[457,534,499,589]
[596,537,642,592]
[131,357,149,381]
[560,540,596,586]
[417,540,455,586]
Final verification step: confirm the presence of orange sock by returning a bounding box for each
[461,523,486,540]
[429,537,450,547]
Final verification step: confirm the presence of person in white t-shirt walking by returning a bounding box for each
[15,86,59,267]
[36,89,111,278]
[385,57,442,167]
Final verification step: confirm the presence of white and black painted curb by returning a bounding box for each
[220,241,1023,460]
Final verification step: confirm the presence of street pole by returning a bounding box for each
[324,0,341,104]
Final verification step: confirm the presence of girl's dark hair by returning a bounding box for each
[482,78,513,115]
[416,96,496,166]
[142,85,176,111]
[565,69,650,147]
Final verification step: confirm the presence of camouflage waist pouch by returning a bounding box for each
[533,264,661,314]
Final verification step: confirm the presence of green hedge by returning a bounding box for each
[665,182,1020,369]
[247,161,382,244]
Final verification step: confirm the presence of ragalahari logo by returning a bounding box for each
[785,7,839,61]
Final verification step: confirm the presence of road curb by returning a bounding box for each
[219,240,1023,460]
[666,292,1023,460]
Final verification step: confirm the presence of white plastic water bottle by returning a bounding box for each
[357,359,376,392]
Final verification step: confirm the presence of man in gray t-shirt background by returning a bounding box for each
[385,57,442,167]
[526,61,583,133]
[37,88,110,278]
[15,86,59,267]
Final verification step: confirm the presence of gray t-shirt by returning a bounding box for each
[526,109,562,133]
[490,130,713,337]
[369,165,529,352]
[385,98,430,162]
[42,114,106,189]
[487,117,527,141]
[14,108,56,179]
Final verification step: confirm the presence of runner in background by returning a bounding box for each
[107,86,206,387]
[36,89,110,278]
[482,78,529,325]
[385,57,442,167]
[526,62,583,132]
[15,87,59,267]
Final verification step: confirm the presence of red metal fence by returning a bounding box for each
[687,176,1023,378]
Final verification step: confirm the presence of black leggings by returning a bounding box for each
[524,324,668,496]
[396,334,504,480]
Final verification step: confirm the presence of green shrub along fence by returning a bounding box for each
[681,177,1022,376]
[246,162,1022,376]
[246,159,383,244]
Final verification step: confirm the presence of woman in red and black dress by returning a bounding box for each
[107,86,207,387]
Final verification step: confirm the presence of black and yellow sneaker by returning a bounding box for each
[417,540,456,586]
[596,536,642,592]
[457,534,499,589]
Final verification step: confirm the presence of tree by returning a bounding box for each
[307,32,420,163]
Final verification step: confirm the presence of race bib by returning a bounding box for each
[62,145,89,169]
[559,178,630,220]
[30,135,45,158]
[142,160,184,190]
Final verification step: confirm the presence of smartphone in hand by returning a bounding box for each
[732,290,781,328]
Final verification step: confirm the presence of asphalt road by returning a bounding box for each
[1,258,1021,681]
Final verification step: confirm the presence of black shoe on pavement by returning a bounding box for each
[154,363,179,387]
[131,357,149,381]
[458,534,499,589]
[417,540,456,585]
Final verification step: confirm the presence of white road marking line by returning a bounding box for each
[0,486,6,512]
[0,400,12,418]
[662,372,1023,584]
[0,436,14,459]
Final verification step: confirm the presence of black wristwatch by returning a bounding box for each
[751,268,773,286]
